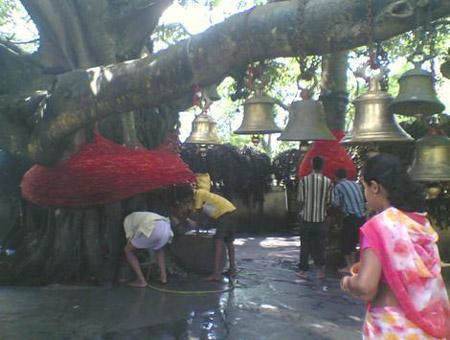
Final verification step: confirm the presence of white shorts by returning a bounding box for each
[130,220,172,250]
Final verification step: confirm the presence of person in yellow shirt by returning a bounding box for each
[191,173,237,281]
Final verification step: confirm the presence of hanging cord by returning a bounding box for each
[426,3,437,84]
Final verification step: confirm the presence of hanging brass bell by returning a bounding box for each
[234,89,282,135]
[278,99,335,141]
[341,77,413,145]
[408,133,450,182]
[185,113,220,144]
[389,65,445,116]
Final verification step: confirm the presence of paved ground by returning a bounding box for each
[0,234,368,339]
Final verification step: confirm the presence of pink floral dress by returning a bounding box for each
[360,207,449,339]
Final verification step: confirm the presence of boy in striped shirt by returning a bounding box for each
[297,156,333,280]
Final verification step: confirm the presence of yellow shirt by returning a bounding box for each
[195,173,211,192]
[194,189,236,219]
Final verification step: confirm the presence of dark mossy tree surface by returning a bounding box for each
[0,0,449,284]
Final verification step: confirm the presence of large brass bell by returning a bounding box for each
[185,113,220,144]
[341,77,413,145]
[408,133,450,182]
[389,65,445,116]
[278,99,335,141]
[234,89,282,135]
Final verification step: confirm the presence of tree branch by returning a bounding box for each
[3,0,450,165]
[110,0,174,61]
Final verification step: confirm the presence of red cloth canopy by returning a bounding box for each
[21,133,195,207]
[298,130,357,181]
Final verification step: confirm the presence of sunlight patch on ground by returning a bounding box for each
[233,238,247,246]
[348,315,363,322]
[311,323,324,329]
[267,250,298,260]
[259,237,300,248]
[260,304,278,311]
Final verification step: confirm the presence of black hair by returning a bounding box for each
[312,156,324,171]
[335,168,347,179]
[362,153,426,212]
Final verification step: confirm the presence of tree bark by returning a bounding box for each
[320,51,349,131]
[2,0,449,165]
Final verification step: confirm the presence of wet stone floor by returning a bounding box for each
[0,235,367,339]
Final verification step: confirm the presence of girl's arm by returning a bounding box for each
[341,248,382,302]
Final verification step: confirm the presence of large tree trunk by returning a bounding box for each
[1,0,175,285]
[1,0,449,285]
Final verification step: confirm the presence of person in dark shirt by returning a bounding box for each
[332,168,366,273]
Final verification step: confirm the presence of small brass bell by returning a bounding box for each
[185,113,220,145]
[278,99,335,141]
[389,65,445,116]
[408,133,450,182]
[234,89,282,135]
[341,77,413,145]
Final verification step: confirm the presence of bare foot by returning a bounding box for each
[205,274,222,282]
[128,280,148,288]
[158,277,167,285]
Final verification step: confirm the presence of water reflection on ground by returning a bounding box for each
[0,235,373,339]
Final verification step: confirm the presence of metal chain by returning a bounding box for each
[427,3,437,84]
[407,0,435,67]
[367,0,377,70]
[365,0,391,90]
[296,0,308,56]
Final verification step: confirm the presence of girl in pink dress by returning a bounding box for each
[340,153,449,339]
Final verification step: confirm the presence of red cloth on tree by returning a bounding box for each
[21,133,195,207]
[298,130,357,180]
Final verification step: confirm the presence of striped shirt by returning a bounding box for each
[297,172,333,222]
[332,179,365,218]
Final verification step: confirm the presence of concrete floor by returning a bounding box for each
[0,235,368,339]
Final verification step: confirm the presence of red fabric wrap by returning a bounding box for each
[298,130,357,180]
[21,133,195,207]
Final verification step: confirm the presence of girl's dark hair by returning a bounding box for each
[362,153,426,212]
